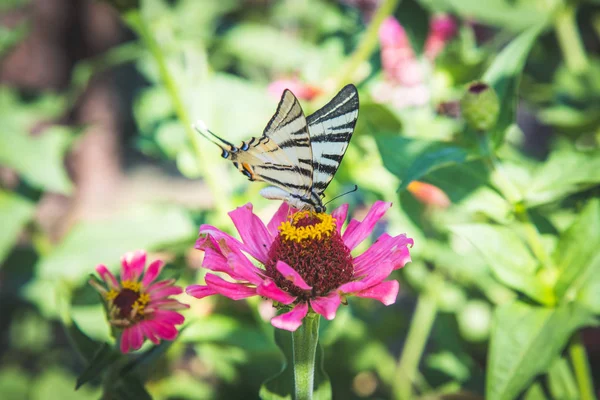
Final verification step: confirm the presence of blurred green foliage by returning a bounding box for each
[1,0,600,399]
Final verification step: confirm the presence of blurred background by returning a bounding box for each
[1,0,599,399]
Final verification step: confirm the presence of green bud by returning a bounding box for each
[460,81,500,132]
[98,0,140,13]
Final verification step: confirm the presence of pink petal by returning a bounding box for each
[228,203,273,263]
[310,293,342,320]
[267,202,294,237]
[271,302,309,331]
[146,279,176,293]
[141,260,165,288]
[120,328,132,353]
[151,309,185,325]
[341,261,394,293]
[355,280,399,305]
[342,201,392,250]
[140,321,160,344]
[331,204,349,234]
[201,248,231,274]
[226,247,265,284]
[129,324,145,351]
[186,284,217,299]
[256,279,297,305]
[95,264,119,289]
[276,261,312,290]
[149,320,178,340]
[196,225,244,253]
[205,273,257,300]
[146,298,189,311]
[149,285,183,300]
[121,250,147,281]
[353,234,414,276]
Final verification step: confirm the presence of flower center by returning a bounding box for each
[106,280,150,322]
[266,211,354,301]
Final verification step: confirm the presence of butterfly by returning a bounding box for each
[194,84,359,212]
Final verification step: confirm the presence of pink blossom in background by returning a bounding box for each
[186,202,413,331]
[424,14,458,60]
[268,79,322,101]
[379,17,424,86]
[90,250,189,353]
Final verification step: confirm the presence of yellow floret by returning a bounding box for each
[278,212,337,243]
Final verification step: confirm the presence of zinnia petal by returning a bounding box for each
[129,325,145,351]
[140,321,160,344]
[276,261,312,290]
[151,309,185,325]
[120,328,132,354]
[343,262,394,293]
[141,260,165,288]
[121,250,146,281]
[150,320,179,340]
[267,202,293,237]
[311,293,342,320]
[95,264,119,289]
[354,234,413,276]
[342,201,392,250]
[256,279,297,305]
[271,302,309,331]
[331,203,348,234]
[228,203,273,263]
[205,274,257,300]
[186,284,217,299]
[355,280,399,305]
[197,225,244,253]
[226,247,265,284]
[149,285,183,300]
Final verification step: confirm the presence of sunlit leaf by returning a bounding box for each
[450,224,555,305]
[486,301,593,400]
[0,191,35,264]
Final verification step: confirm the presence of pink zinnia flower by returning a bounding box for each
[90,250,189,353]
[379,17,424,87]
[186,202,413,331]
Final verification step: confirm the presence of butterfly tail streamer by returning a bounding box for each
[193,120,237,158]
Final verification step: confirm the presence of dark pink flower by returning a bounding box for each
[186,202,413,331]
[90,250,189,353]
[379,17,424,87]
[424,14,457,60]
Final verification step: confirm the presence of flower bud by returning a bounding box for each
[460,81,500,131]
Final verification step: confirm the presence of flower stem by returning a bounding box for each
[333,0,401,91]
[122,10,230,215]
[554,4,589,75]
[292,314,320,400]
[393,277,440,400]
[569,332,597,400]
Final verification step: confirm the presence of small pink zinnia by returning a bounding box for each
[186,201,413,331]
[90,250,189,353]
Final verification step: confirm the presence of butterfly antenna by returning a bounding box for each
[323,185,358,207]
[193,120,237,154]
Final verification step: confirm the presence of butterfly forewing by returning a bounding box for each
[246,90,313,198]
[306,84,359,194]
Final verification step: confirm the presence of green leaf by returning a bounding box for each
[65,318,105,363]
[0,191,35,264]
[76,343,121,390]
[577,253,600,313]
[375,135,468,190]
[482,25,544,146]
[525,150,600,207]
[547,356,580,400]
[450,224,555,305]
[553,199,600,301]
[260,326,331,400]
[0,125,74,194]
[36,205,195,282]
[353,102,402,137]
[487,301,593,400]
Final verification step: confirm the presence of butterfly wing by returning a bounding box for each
[306,84,359,195]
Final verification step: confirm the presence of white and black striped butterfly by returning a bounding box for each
[194,84,359,212]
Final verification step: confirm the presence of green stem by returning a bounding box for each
[333,0,401,91]
[554,4,589,75]
[292,314,320,400]
[122,10,230,215]
[480,134,554,270]
[569,332,597,400]
[393,279,440,400]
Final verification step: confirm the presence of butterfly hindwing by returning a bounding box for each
[306,84,359,195]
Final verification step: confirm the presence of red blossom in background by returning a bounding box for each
[268,78,323,101]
